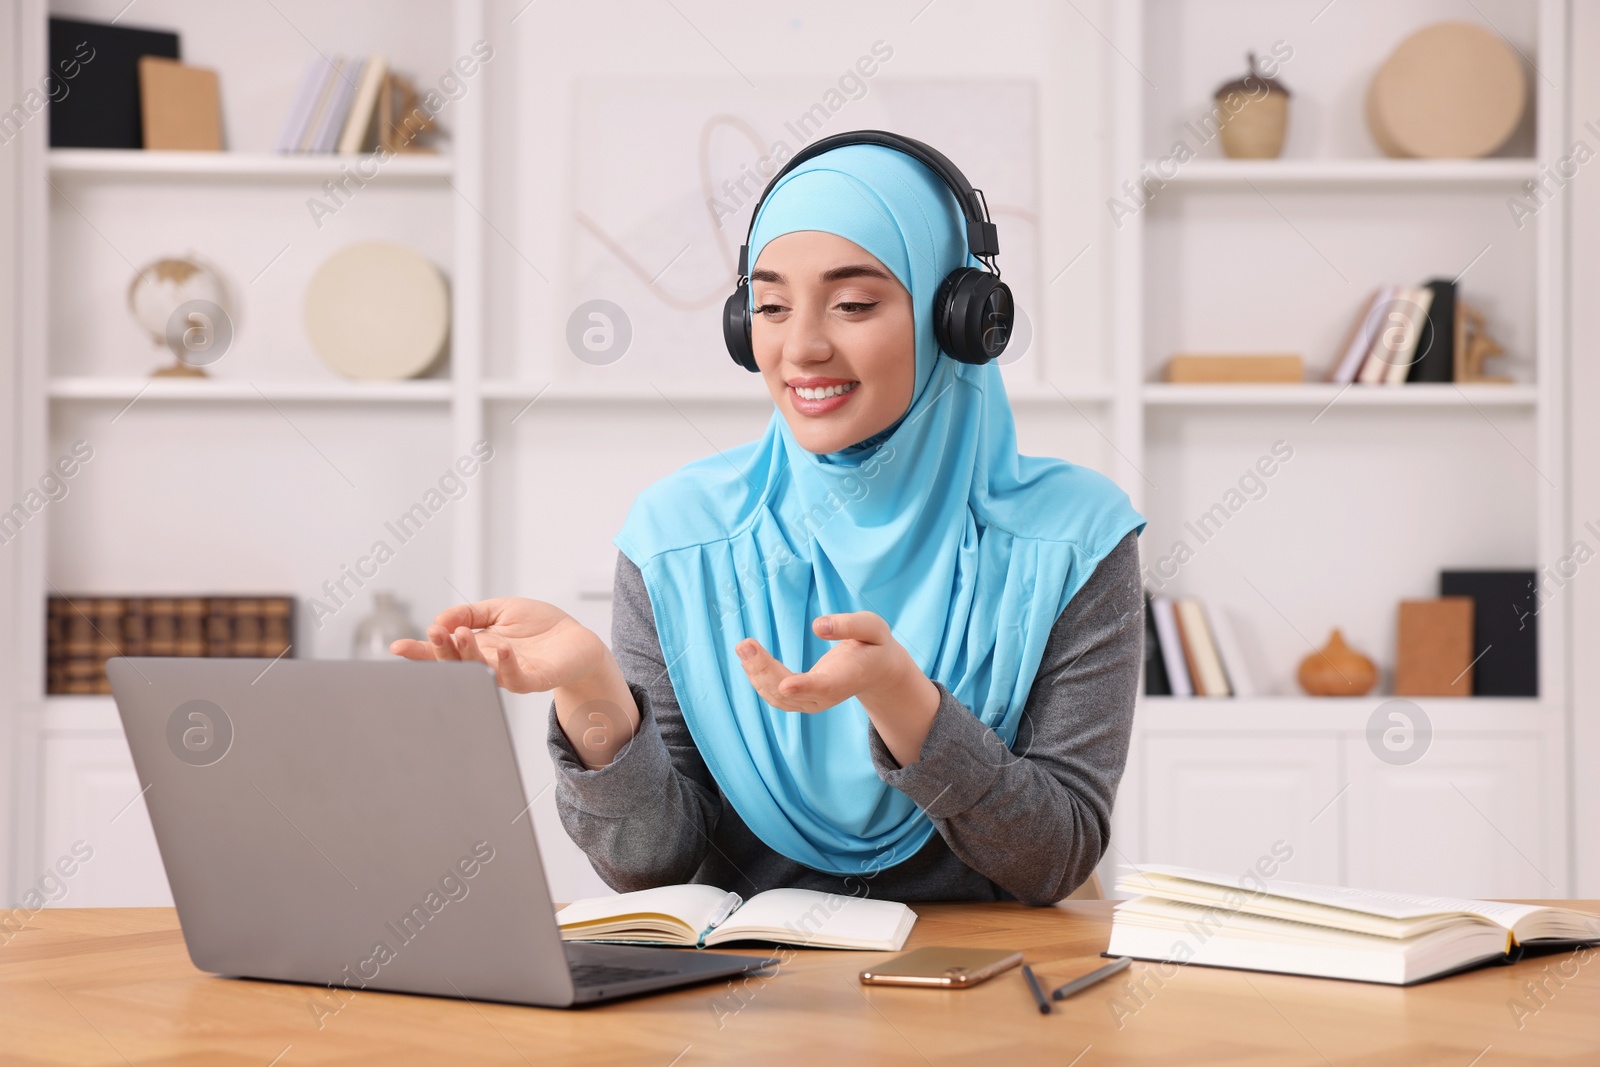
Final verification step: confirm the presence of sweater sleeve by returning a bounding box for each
[544,549,723,891]
[864,528,1144,905]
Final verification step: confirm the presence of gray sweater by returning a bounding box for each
[545,529,1143,906]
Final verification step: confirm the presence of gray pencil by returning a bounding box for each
[1051,956,1133,1000]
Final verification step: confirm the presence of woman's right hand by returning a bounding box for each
[393,596,641,769]
[390,597,606,695]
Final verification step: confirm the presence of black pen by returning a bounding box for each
[1021,963,1051,1014]
[1051,956,1132,1000]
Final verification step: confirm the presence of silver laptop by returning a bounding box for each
[106,656,776,1007]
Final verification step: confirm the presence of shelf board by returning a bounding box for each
[48,149,454,181]
[1136,695,1553,733]
[42,692,1558,736]
[48,377,454,403]
[1155,158,1540,188]
[479,379,1117,403]
[1142,383,1537,408]
[482,379,770,403]
[45,378,1115,406]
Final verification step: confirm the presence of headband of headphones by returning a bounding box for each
[723,129,1015,372]
[734,130,1001,279]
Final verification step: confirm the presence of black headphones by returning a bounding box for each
[722,129,1014,373]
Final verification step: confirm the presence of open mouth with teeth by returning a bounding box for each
[787,379,864,415]
[792,381,859,400]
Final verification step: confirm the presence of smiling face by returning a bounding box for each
[750,230,916,454]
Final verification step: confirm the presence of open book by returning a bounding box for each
[1109,864,1600,986]
[555,885,916,951]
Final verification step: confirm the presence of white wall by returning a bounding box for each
[484,0,1117,386]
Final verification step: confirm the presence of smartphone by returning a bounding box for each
[859,947,1024,988]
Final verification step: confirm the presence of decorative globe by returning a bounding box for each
[127,256,232,376]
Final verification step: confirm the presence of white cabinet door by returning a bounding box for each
[1139,735,1344,886]
[38,734,172,907]
[1343,733,1555,899]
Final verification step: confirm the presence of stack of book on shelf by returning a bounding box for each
[46,595,293,694]
[275,55,388,154]
[1142,594,1253,698]
[1327,279,1457,385]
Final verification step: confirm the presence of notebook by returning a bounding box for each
[1108,864,1600,986]
[137,57,222,151]
[556,885,916,951]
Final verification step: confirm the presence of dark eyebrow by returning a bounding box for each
[749,263,895,284]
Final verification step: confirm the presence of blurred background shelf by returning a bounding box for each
[1142,383,1539,407]
[1135,695,1554,732]
[1156,158,1541,187]
[1110,0,1574,899]
[48,148,454,181]
[47,376,455,403]
[482,379,773,403]
[479,378,1119,404]
[5,0,1593,911]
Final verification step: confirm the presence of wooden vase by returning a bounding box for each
[1297,628,1377,697]
[1219,92,1288,159]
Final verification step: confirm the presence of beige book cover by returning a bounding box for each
[1395,597,1474,696]
[1164,353,1303,383]
[138,57,223,151]
[1176,598,1230,697]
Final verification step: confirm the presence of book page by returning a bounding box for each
[709,888,912,948]
[1115,877,1467,940]
[1120,865,1547,929]
[556,884,740,936]
[1115,895,1508,953]
[1109,898,1515,985]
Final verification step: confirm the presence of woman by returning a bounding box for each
[392,140,1146,906]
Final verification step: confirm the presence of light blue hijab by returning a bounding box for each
[614,143,1146,876]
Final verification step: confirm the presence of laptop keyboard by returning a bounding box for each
[569,962,678,987]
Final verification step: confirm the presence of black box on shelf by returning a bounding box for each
[48,16,180,149]
[1439,570,1538,697]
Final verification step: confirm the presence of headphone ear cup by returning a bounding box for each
[723,283,759,372]
[934,268,1015,365]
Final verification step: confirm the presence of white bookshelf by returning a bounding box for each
[8,0,492,908]
[1108,0,1572,899]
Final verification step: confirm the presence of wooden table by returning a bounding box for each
[2,902,1597,1065]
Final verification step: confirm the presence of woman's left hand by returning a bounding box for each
[736,612,940,765]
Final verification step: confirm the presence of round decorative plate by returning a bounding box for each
[1367,21,1526,159]
[304,241,449,379]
